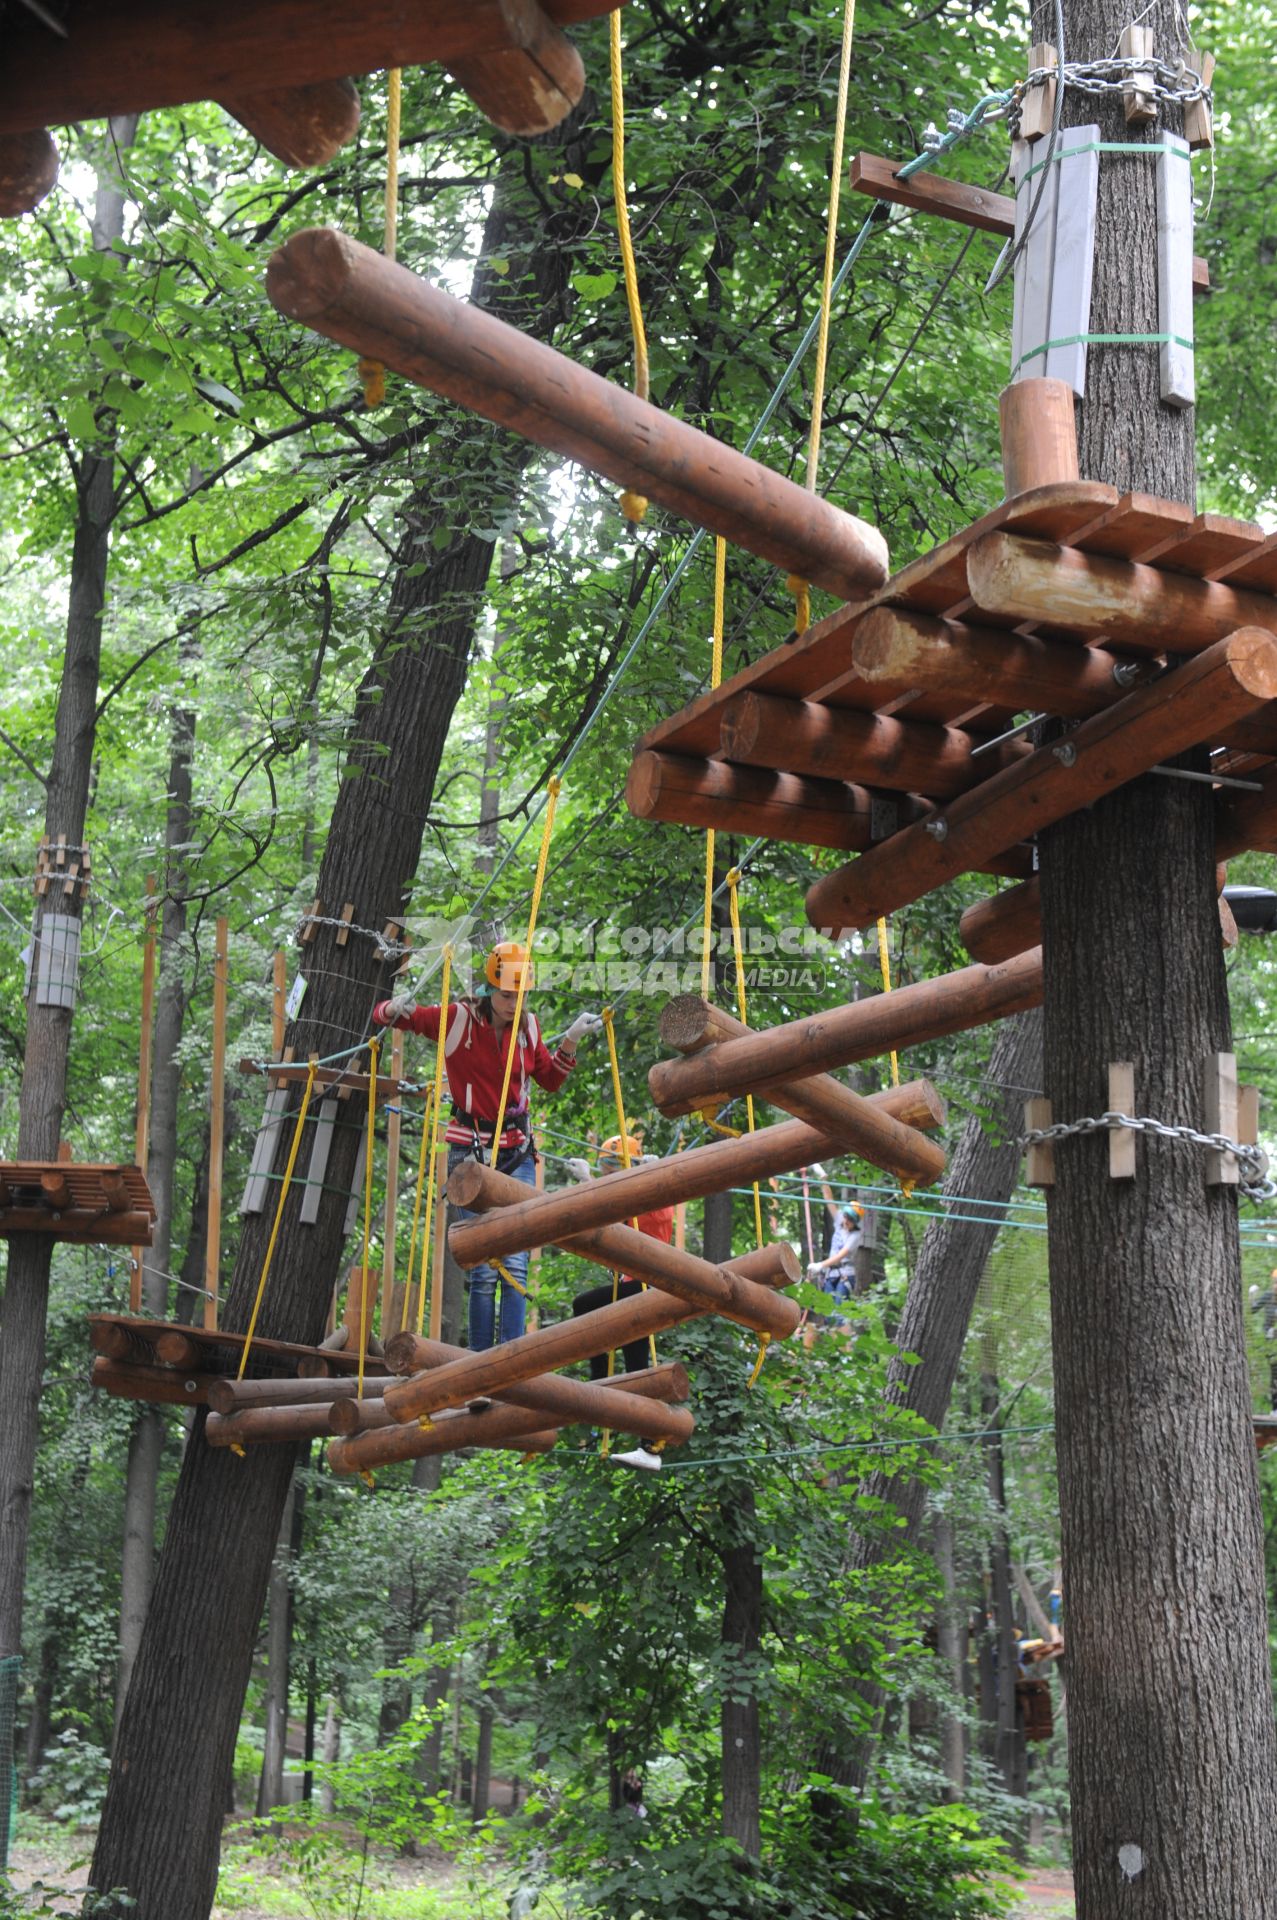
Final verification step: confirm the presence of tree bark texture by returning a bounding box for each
[0,128,138,1894]
[1033,4,1277,1914]
[719,1484,762,1858]
[933,1514,965,1801]
[980,1357,1023,1814]
[90,116,600,1919]
[256,1477,299,1816]
[819,1012,1041,1792]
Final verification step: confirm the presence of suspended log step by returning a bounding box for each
[0,0,617,211]
[0,1162,155,1245]
[330,1406,562,1474]
[648,950,1043,1118]
[266,230,890,601]
[382,1243,799,1427]
[806,629,1277,939]
[90,1358,212,1407]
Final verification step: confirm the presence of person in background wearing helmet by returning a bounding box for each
[374,942,602,1354]
[564,1133,672,1472]
[806,1202,864,1318]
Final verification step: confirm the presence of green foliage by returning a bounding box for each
[26,1730,109,1829]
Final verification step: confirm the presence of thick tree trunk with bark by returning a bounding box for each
[90,120,598,1919]
[256,1478,301,1816]
[719,1485,762,1858]
[932,1513,964,1801]
[1033,4,1277,1914]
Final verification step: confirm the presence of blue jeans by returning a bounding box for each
[447,1141,536,1351]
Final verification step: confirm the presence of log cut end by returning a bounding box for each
[266,225,366,322]
[658,993,718,1053]
[0,128,58,217]
[385,1329,427,1375]
[445,6,585,137]
[220,78,362,169]
[1223,625,1277,702]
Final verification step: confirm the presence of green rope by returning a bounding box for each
[1020,137,1192,184]
[1014,330,1193,379]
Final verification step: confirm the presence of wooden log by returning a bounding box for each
[852,605,1145,722]
[329,1406,561,1474]
[847,150,1211,293]
[383,1244,798,1424]
[999,379,1079,498]
[966,532,1277,655]
[100,1171,130,1213]
[90,1357,209,1407]
[648,950,1045,1118]
[337,1355,692,1441]
[217,78,361,167]
[152,1329,206,1370]
[449,1106,941,1271]
[442,2,584,137]
[205,1405,340,1448]
[0,0,612,137]
[718,691,1029,800]
[89,1322,161,1366]
[446,1161,803,1336]
[0,129,58,217]
[265,229,889,601]
[625,750,928,853]
[961,864,1232,964]
[40,1169,72,1211]
[208,1372,393,1414]
[805,629,1277,938]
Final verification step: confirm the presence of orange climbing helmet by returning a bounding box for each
[485,941,533,993]
[601,1132,642,1164]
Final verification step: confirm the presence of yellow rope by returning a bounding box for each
[489,778,561,1165]
[601,1007,657,1370]
[404,1087,435,1335]
[747,1332,771,1390]
[706,1114,742,1137]
[727,869,765,1252]
[609,10,650,523]
[414,945,453,1334]
[789,0,858,631]
[360,68,402,407]
[492,1255,527,1298]
[357,1037,380,1396]
[699,538,728,998]
[876,916,900,1088]
[237,1057,319,1380]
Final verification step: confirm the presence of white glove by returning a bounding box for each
[639,1153,662,1169]
[564,1157,593,1184]
[806,1262,824,1279]
[378,994,415,1023]
[562,1011,604,1048]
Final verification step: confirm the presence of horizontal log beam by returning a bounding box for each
[217,78,360,168]
[852,605,1151,721]
[205,1405,337,1448]
[266,230,889,601]
[447,1160,802,1336]
[207,1373,394,1414]
[90,1357,210,1407]
[966,533,1277,656]
[383,1244,797,1424]
[961,866,1233,964]
[806,629,1277,938]
[848,151,1210,292]
[0,1207,155,1245]
[625,750,928,852]
[719,690,1028,799]
[329,1406,561,1475]
[349,1351,692,1441]
[648,951,1044,1118]
[0,0,611,137]
[0,129,58,217]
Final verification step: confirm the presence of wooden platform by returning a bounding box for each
[0,1162,155,1245]
[88,1313,381,1386]
[627,483,1277,937]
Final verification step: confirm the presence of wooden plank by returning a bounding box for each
[626,751,928,852]
[267,229,890,602]
[0,0,616,135]
[1044,125,1100,397]
[1018,43,1057,143]
[805,629,1277,937]
[380,1029,404,1337]
[272,950,287,1056]
[1202,1052,1240,1185]
[853,606,1140,721]
[1066,492,1194,559]
[1210,532,1277,595]
[1013,129,1060,385]
[1023,1098,1055,1187]
[718,690,1029,799]
[90,1358,211,1408]
[1108,1064,1136,1178]
[1156,132,1195,407]
[240,1084,290,1215]
[1134,512,1266,576]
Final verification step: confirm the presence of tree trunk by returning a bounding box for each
[0,116,138,1867]
[90,121,597,1918]
[1034,4,1277,1912]
[933,1513,965,1801]
[117,655,198,1719]
[719,1484,762,1858]
[980,1356,1023,1816]
[472,1694,494,1823]
[318,1695,340,1815]
[256,1476,300,1816]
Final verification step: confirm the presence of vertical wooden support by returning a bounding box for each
[379,1031,404,1338]
[204,916,228,1331]
[1024,1097,1055,1187]
[1183,52,1215,152]
[131,875,158,1311]
[343,1264,379,1355]
[1156,132,1195,408]
[299,1097,337,1226]
[999,378,1079,497]
[1203,1052,1239,1185]
[343,1121,367,1236]
[1118,24,1157,125]
[1108,1063,1136,1179]
[1012,131,1060,382]
[271,949,287,1057]
[1018,42,1058,142]
[1045,125,1100,396]
[241,1086,290,1214]
[1238,1084,1260,1150]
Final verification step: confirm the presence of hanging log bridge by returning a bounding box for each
[0,0,622,217]
[0,1162,155,1246]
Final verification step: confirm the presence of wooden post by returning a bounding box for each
[379,1030,404,1339]
[343,1264,379,1358]
[446,1159,801,1337]
[204,916,228,1331]
[265,229,890,601]
[205,1405,340,1447]
[999,378,1080,497]
[384,1243,798,1425]
[529,1129,543,1331]
[648,951,1044,1119]
[130,876,158,1312]
[718,691,1030,800]
[805,629,1277,938]
[271,949,287,1057]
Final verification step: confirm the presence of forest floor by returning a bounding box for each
[8,1823,1076,1917]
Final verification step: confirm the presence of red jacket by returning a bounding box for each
[625,1203,675,1286]
[373,999,575,1147]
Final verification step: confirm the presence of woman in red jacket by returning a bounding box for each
[374,942,601,1352]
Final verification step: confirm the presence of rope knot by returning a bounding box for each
[620,489,649,525]
[358,358,386,408]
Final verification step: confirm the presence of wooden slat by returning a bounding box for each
[1066,492,1194,560]
[1132,512,1266,576]
[1208,531,1277,595]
